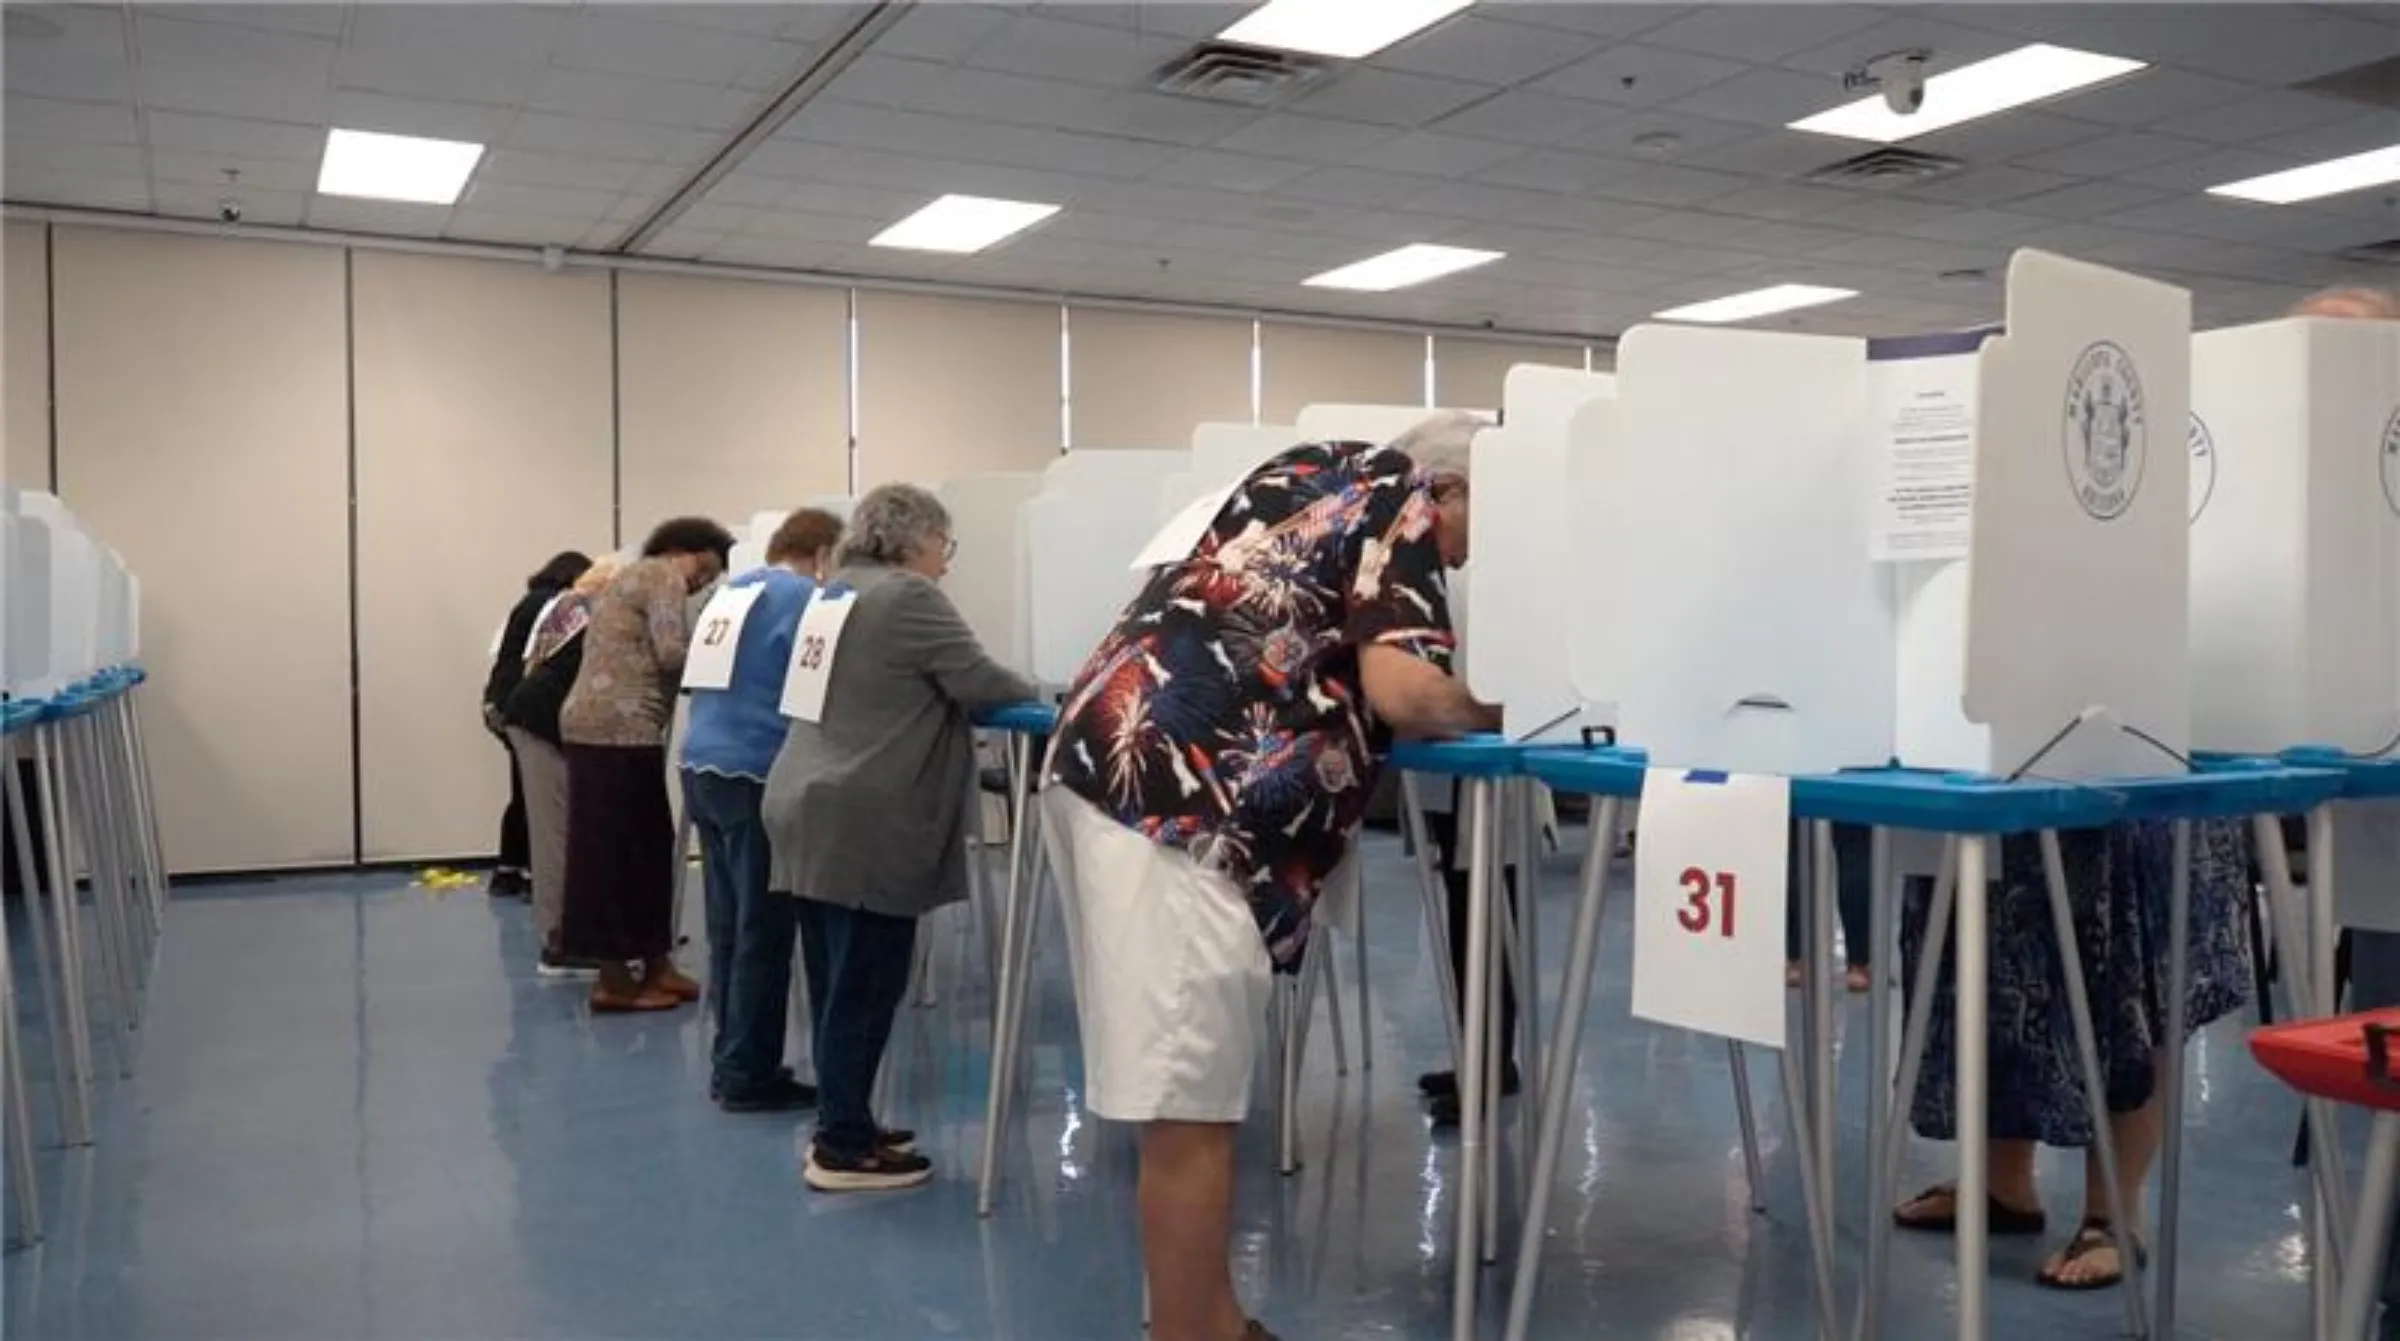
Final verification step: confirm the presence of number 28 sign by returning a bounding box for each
[1629,769,1790,1050]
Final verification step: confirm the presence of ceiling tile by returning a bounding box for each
[553,11,799,87]
[456,180,622,222]
[1428,89,1615,147]
[2013,131,2219,179]
[304,194,449,235]
[2264,112,2400,163]
[132,13,338,124]
[524,67,751,129]
[1352,131,1532,178]
[1293,67,1498,127]
[828,55,1112,128]
[2,7,133,102]
[1531,42,1747,106]
[1905,164,2085,207]
[4,141,147,183]
[1640,5,1885,64]
[869,3,1015,62]
[146,109,328,161]
[2113,195,2327,244]
[329,90,516,145]
[167,5,353,40]
[1079,90,1265,147]
[444,207,595,247]
[1803,195,1978,235]
[618,4,819,38]
[647,223,732,259]
[1211,113,1402,163]
[1665,65,1844,127]
[701,235,847,270]
[1586,160,1752,208]
[2101,7,2400,85]
[150,148,315,194]
[4,96,140,146]
[501,112,701,164]
[2117,146,2300,194]
[2172,90,2366,145]
[1908,110,2108,164]
[1477,3,1693,42]
[154,180,307,226]
[479,149,655,196]
[1153,149,1317,194]
[962,14,1188,87]
[3,170,149,210]
[1273,166,1445,210]
[337,5,570,103]
[2008,179,2181,220]
[1779,14,2021,79]
[1368,12,1607,85]
[2026,64,2261,129]
[1469,148,1638,195]
[1701,182,1861,220]
[1886,207,2054,245]
[1029,4,1250,40]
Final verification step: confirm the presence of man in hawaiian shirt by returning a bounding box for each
[1042,410,1499,1341]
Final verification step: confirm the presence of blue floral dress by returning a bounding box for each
[1898,819,2254,1147]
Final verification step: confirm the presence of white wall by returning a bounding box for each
[5,222,1593,873]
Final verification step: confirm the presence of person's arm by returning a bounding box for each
[895,578,1041,709]
[1360,644,1500,739]
[1344,484,1498,740]
[642,564,693,680]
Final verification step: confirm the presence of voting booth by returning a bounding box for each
[1020,450,1190,688]
[935,472,1042,677]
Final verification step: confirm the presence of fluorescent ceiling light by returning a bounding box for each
[1304,244,1503,292]
[2209,143,2400,204]
[1788,44,2146,144]
[1654,284,1858,324]
[1220,0,1473,60]
[315,128,483,205]
[869,194,1060,253]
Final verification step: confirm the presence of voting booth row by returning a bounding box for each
[683,247,2395,1339]
[0,488,170,1253]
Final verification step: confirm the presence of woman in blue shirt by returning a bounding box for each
[681,508,843,1112]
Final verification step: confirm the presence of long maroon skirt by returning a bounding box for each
[558,743,674,962]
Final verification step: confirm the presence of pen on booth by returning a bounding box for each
[1512,706,1583,745]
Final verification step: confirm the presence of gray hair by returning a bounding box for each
[838,483,952,567]
[1388,409,1485,481]
[2291,287,2400,319]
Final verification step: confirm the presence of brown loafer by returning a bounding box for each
[589,986,680,1013]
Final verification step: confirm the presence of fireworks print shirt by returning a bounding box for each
[1046,440,1458,971]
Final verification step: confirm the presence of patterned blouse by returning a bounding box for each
[559,557,692,748]
[1046,440,1457,970]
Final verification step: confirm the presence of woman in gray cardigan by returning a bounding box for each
[762,482,1039,1193]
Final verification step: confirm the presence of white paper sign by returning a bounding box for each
[680,584,766,691]
[1870,353,1978,562]
[778,588,857,723]
[1130,484,1236,571]
[1629,768,1791,1049]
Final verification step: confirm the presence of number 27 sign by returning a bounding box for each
[1629,769,1790,1050]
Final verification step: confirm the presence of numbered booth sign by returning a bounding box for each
[1629,768,1791,1049]
[779,587,858,724]
[680,583,767,691]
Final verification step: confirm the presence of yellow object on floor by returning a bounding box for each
[412,867,481,892]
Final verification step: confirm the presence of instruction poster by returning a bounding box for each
[1869,352,1978,562]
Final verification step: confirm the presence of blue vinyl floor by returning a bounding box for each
[1,827,2332,1340]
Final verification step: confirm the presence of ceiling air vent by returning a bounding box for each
[1804,146,1965,190]
[2339,237,2400,266]
[1152,41,1330,107]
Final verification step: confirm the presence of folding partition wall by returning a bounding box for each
[5,221,1590,874]
[50,229,354,871]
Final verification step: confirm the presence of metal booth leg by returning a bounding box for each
[1450,776,1496,1341]
[1955,834,1993,1341]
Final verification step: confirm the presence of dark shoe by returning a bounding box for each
[487,869,529,898]
[1418,1065,1521,1101]
[711,1066,802,1103]
[719,1076,819,1113]
[804,1142,932,1192]
[1893,1183,2048,1236]
[1244,1323,1281,1341]
[878,1127,918,1155]
[1427,1067,1523,1128]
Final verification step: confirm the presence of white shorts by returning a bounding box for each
[1040,788,1272,1124]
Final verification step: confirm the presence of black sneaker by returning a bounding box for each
[804,1142,932,1192]
[1427,1067,1522,1130]
[487,869,529,898]
[1418,1066,1521,1101]
[878,1127,917,1155]
[711,1067,803,1103]
[720,1076,819,1113]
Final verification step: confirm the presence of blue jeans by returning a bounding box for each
[795,898,917,1158]
[683,771,796,1100]
[2349,929,2400,1334]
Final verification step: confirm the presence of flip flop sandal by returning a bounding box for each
[2037,1217,2148,1292]
[1892,1183,2048,1236]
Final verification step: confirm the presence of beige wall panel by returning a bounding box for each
[52,228,352,871]
[1432,336,1587,411]
[617,273,849,535]
[1260,322,1425,425]
[1068,306,1252,448]
[855,291,1059,488]
[354,251,613,861]
[4,222,51,489]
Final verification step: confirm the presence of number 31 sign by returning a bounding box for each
[1629,768,1790,1050]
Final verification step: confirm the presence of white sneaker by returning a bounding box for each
[535,954,599,980]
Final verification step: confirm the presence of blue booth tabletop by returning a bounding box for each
[974,702,1059,734]
[1390,733,1527,779]
[2271,747,2400,802]
[1523,745,2345,835]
